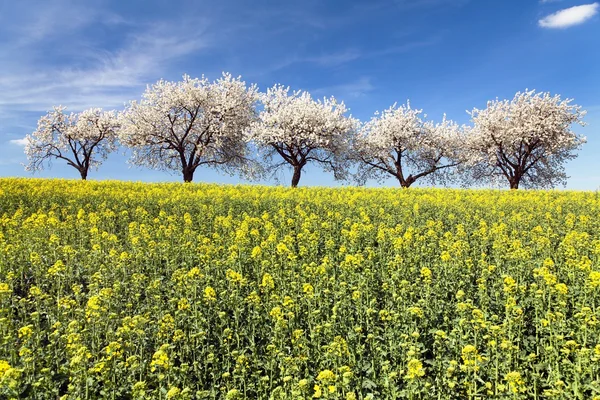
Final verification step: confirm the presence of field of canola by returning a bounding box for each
[1,178,600,399]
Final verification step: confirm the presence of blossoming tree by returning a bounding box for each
[468,90,587,189]
[119,73,259,182]
[245,85,356,187]
[352,102,466,188]
[24,106,119,180]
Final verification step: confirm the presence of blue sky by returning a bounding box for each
[1,0,599,189]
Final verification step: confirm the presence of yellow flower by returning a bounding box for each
[18,325,34,338]
[408,307,424,318]
[505,371,525,393]
[261,273,275,290]
[203,286,217,302]
[177,298,190,311]
[379,309,393,321]
[104,341,122,359]
[150,345,170,371]
[434,330,447,339]
[166,386,180,399]
[245,291,261,305]
[555,283,568,295]
[589,271,600,288]
[47,260,66,276]
[251,246,262,258]
[90,360,106,374]
[420,267,432,282]
[405,359,425,380]
[226,269,245,285]
[276,243,290,255]
[440,251,451,262]
[226,389,241,400]
[172,329,185,342]
[0,361,21,390]
[186,267,203,280]
[158,314,175,340]
[317,369,336,382]
[85,295,102,319]
[0,283,10,295]
[313,384,322,398]
[303,283,314,297]
[503,276,517,294]
[269,306,283,320]
[461,345,483,372]
[298,379,309,388]
[0,359,11,375]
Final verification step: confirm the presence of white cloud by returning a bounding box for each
[0,30,210,112]
[258,37,439,77]
[8,138,28,146]
[313,77,375,99]
[308,50,363,67]
[539,3,599,28]
[0,3,213,114]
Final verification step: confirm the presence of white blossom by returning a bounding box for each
[467,89,587,189]
[24,106,119,180]
[245,84,357,187]
[119,73,259,182]
[352,102,467,188]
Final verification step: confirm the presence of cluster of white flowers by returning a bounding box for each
[244,85,358,187]
[25,106,119,179]
[468,90,586,189]
[352,102,469,188]
[119,73,259,182]
[24,75,587,188]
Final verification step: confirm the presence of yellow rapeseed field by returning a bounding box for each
[1,178,600,399]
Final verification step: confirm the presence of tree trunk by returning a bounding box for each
[509,176,520,189]
[183,168,195,183]
[397,175,413,188]
[80,168,88,180]
[291,165,302,188]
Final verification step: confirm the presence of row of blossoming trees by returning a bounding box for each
[23,73,587,189]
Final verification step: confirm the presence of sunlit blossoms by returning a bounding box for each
[245,84,357,187]
[467,90,587,189]
[24,106,119,180]
[119,73,259,182]
[21,76,588,189]
[352,102,468,188]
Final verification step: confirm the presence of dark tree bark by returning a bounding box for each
[183,167,195,183]
[291,164,302,188]
[398,175,415,188]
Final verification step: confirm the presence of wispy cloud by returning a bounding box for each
[260,37,440,76]
[307,50,363,67]
[313,77,375,99]
[263,49,363,73]
[367,37,441,57]
[0,157,23,166]
[2,1,122,47]
[539,3,599,28]
[0,3,212,115]
[8,138,28,147]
